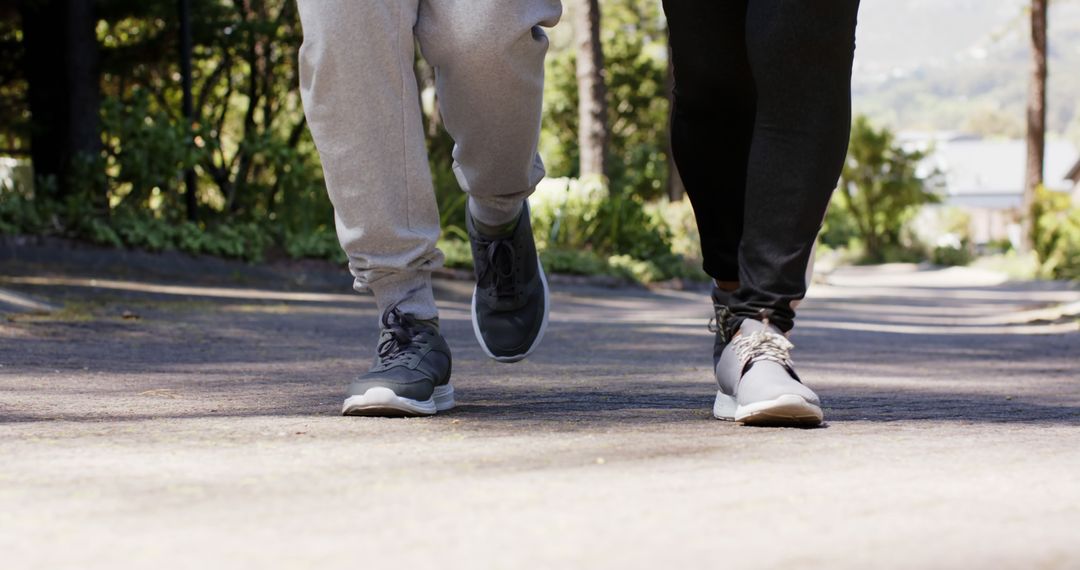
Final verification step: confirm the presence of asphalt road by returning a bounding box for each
[1,257,1078,569]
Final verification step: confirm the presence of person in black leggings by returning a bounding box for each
[663,0,861,426]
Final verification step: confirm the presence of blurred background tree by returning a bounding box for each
[833,116,942,263]
[1022,0,1048,253]
[0,0,1077,282]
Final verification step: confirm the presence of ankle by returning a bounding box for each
[469,199,522,236]
[714,280,740,292]
[370,273,438,321]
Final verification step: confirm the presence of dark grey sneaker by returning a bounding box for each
[713,313,822,427]
[342,302,454,417]
[466,203,550,363]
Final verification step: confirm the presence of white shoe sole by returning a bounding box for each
[471,256,551,364]
[342,384,455,417]
[713,391,823,427]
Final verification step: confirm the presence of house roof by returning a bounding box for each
[936,140,1078,196]
[1067,158,1080,183]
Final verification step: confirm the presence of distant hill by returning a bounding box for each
[853,0,1080,140]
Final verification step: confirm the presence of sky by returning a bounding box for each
[853,0,1079,87]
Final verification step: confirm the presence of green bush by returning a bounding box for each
[645,198,702,264]
[529,176,607,251]
[540,248,613,277]
[1032,186,1080,281]
[836,116,943,263]
[101,92,198,212]
[284,227,346,263]
[0,182,45,235]
[423,177,708,284]
[985,238,1014,254]
[931,244,973,267]
[437,238,474,270]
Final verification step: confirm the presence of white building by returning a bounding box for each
[901,133,1079,247]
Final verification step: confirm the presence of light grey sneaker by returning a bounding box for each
[342,303,454,417]
[713,314,822,427]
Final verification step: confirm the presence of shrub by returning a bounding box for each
[540,248,613,277]
[931,244,973,267]
[644,198,702,264]
[284,227,346,263]
[437,238,474,270]
[1032,186,1080,281]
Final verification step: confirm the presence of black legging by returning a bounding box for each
[663,0,861,332]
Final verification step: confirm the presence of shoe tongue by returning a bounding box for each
[738,318,782,336]
[414,317,439,332]
[381,315,438,338]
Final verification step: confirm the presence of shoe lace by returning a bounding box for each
[375,301,423,367]
[475,236,518,299]
[707,303,734,343]
[730,312,795,370]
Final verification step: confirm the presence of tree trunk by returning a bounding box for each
[18,0,100,199]
[574,0,608,179]
[1021,0,1048,252]
[179,0,198,222]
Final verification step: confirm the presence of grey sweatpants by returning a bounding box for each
[297,0,562,319]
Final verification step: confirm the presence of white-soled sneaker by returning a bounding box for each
[713,316,822,427]
[342,302,454,418]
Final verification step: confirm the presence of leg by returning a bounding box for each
[416,0,561,363]
[731,0,861,332]
[297,0,440,319]
[416,0,562,226]
[663,0,755,284]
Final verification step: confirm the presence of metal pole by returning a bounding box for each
[179,0,197,222]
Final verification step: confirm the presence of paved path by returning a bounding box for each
[1,260,1078,569]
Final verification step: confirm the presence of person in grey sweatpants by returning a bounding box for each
[297,0,562,417]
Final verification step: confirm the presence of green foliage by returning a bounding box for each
[536,249,702,284]
[906,205,973,266]
[2,1,333,264]
[283,227,346,263]
[101,90,199,211]
[437,238,473,270]
[541,0,671,199]
[837,116,943,263]
[645,198,702,263]
[0,183,273,262]
[96,0,321,225]
[1,0,707,283]
[0,15,28,153]
[540,248,612,277]
[820,194,862,249]
[427,128,469,242]
[529,176,672,261]
[931,244,974,267]
[523,177,705,283]
[539,48,579,180]
[600,0,670,200]
[0,184,45,235]
[985,238,1014,254]
[1031,186,1080,281]
[529,177,607,251]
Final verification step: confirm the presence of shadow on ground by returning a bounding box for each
[2,256,1077,430]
